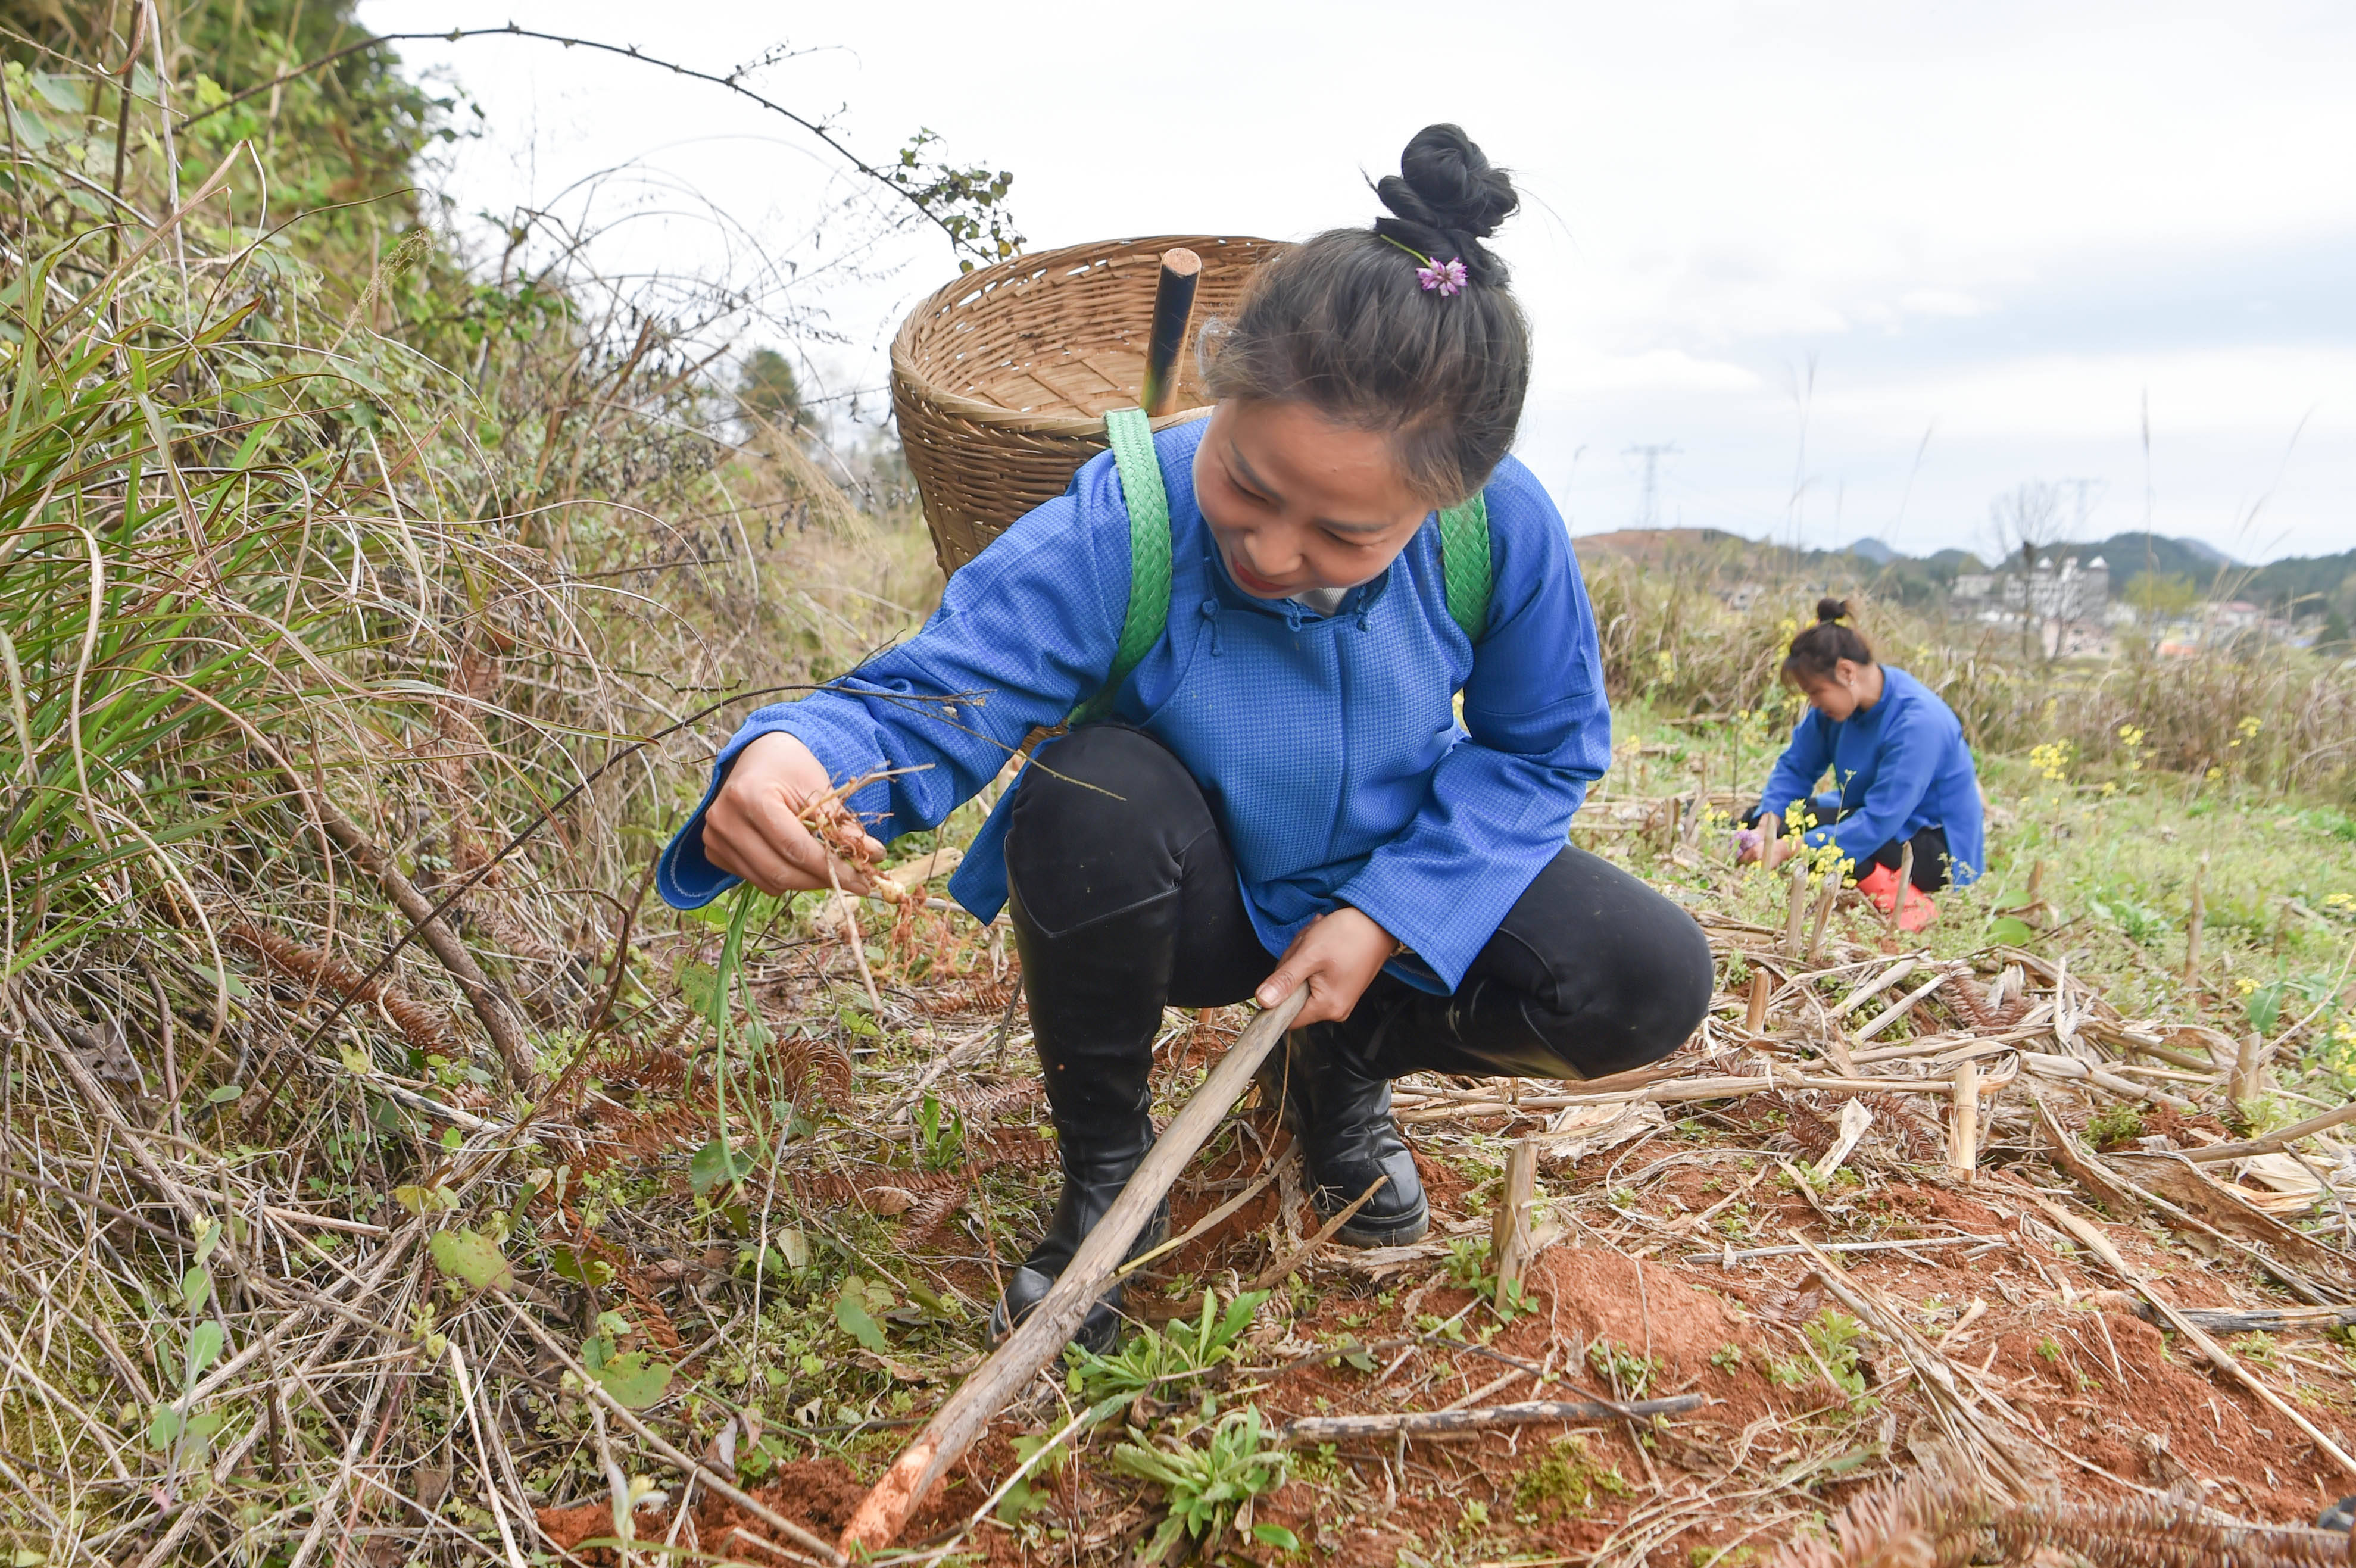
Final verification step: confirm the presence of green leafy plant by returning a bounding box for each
[1443,1235,1534,1322]
[1067,1289,1268,1404]
[1768,1310,1872,1404]
[1586,1338,1661,1398]
[1512,1435,1630,1521]
[2085,1101,2146,1148]
[1113,1406,1296,1563]
[834,1275,896,1353]
[917,1091,966,1170]
[581,1311,674,1409]
[996,1431,1069,1525]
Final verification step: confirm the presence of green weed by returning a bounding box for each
[1114,1406,1296,1563]
[1586,1338,1662,1398]
[1512,1435,1630,1521]
[1767,1310,1872,1404]
[1066,1290,1268,1404]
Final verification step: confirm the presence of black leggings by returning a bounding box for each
[1004,726,1714,1081]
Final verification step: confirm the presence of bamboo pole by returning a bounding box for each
[1804,869,1843,963]
[1744,969,1771,1036]
[2182,851,2207,985]
[1783,860,1811,957]
[1948,1058,1980,1183]
[1491,1140,1539,1297]
[842,988,1308,1553]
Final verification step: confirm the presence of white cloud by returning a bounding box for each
[1820,349,2356,442]
[363,0,2356,560]
[1550,350,1763,396]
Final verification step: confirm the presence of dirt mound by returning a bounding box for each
[1531,1245,1749,1376]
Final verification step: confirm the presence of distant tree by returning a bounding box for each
[736,348,810,437]
[2123,572,2198,621]
[1987,482,2065,661]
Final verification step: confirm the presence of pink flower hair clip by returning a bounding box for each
[1417,255,1469,296]
[1383,235,1471,296]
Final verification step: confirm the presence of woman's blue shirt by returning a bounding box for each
[1758,666,1986,883]
[656,417,1612,992]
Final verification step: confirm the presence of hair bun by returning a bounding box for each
[1816,596,1852,624]
[1372,124,1518,286]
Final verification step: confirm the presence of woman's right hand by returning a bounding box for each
[700,732,883,895]
[1736,812,1781,864]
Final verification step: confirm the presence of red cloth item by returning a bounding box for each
[1855,863,1937,932]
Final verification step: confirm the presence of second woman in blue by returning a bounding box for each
[1741,599,1985,929]
[660,127,1712,1350]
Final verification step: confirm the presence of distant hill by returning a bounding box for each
[1572,527,2355,621]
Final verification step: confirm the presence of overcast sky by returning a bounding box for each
[364,1,2354,564]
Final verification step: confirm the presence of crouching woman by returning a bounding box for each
[656,126,1713,1350]
[1740,599,1985,927]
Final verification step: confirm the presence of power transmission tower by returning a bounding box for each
[1625,443,1680,530]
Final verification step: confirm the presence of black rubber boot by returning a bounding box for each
[1282,1006,1430,1248]
[1283,968,1629,1248]
[986,883,1174,1355]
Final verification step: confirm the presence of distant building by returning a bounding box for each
[1949,555,2110,655]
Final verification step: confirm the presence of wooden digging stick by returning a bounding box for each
[1138,247,1202,417]
[840,985,1309,1553]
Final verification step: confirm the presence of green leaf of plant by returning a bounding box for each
[429,1229,516,1294]
[1252,1523,1300,1551]
[186,1320,224,1378]
[588,1350,673,1410]
[1142,1515,1188,1565]
[677,962,720,1017]
[834,1285,889,1353]
[689,1138,753,1198]
[204,1083,242,1104]
[181,1267,210,1313]
[1987,916,2037,948]
[996,1476,1047,1525]
[393,1183,458,1216]
[147,1405,182,1448]
[549,1244,615,1289]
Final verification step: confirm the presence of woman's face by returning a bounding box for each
[1798,660,1869,721]
[1191,398,1433,600]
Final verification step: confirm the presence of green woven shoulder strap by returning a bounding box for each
[1437,492,1492,642]
[1070,407,1172,724]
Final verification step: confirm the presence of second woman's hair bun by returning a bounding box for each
[1372,124,1518,286]
[1816,597,1852,624]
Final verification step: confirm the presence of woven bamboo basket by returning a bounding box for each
[891,233,1284,577]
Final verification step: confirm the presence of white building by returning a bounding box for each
[1951,556,2110,654]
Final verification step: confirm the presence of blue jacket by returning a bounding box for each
[1758,665,1984,883]
[656,417,1612,992]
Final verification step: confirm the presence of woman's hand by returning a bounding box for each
[1736,812,1782,865]
[700,732,884,895]
[1255,906,1397,1027]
